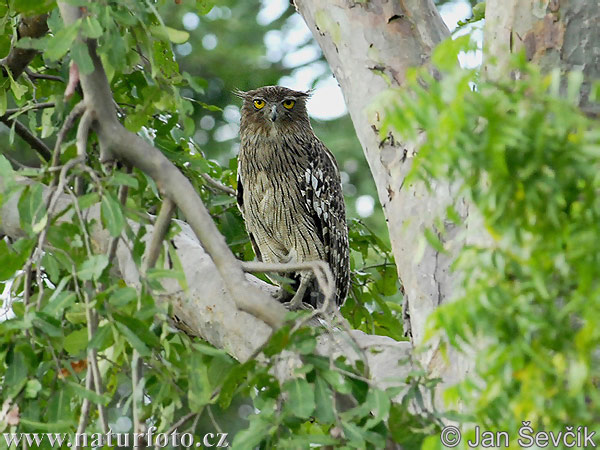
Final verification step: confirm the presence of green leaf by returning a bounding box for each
[283,378,315,419]
[218,360,255,409]
[424,227,446,254]
[7,69,27,100]
[44,21,80,61]
[4,352,27,398]
[193,342,228,357]
[18,418,72,433]
[77,192,100,210]
[0,239,32,281]
[232,414,274,450]
[64,328,88,355]
[108,287,137,307]
[65,380,109,405]
[71,41,94,75]
[113,313,160,354]
[321,370,351,394]
[150,26,189,44]
[197,0,215,15]
[314,376,335,424]
[14,0,55,15]
[25,379,42,399]
[145,268,186,282]
[43,284,75,318]
[18,183,48,237]
[88,324,113,351]
[47,385,73,423]
[77,254,108,281]
[0,88,6,116]
[364,388,391,428]
[33,313,63,337]
[42,252,60,283]
[101,192,125,237]
[41,107,55,138]
[341,421,366,448]
[109,171,139,189]
[188,354,211,411]
[114,321,150,356]
[81,16,103,39]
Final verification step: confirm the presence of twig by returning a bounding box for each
[200,172,236,196]
[206,405,224,434]
[82,287,109,433]
[25,68,64,83]
[51,102,86,186]
[161,412,196,441]
[4,102,56,117]
[76,108,93,159]
[0,116,52,161]
[74,108,93,196]
[107,177,130,265]
[74,373,93,449]
[142,197,176,273]
[241,260,336,316]
[132,351,143,447]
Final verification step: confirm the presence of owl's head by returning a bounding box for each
[235,86,311,135]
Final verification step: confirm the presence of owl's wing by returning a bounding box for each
[237,172,263,262]
[299,139,350,305]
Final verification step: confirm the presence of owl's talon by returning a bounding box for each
[283,298,313,311]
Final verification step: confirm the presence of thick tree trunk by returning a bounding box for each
[296,0,600,413]
[485,0,599,115]
[295,0,475,402]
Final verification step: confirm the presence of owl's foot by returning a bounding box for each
[282,273,314,311]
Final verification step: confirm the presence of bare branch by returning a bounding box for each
[51,102,86,186]
[241,260,336,314]
[4,102,55,116]
[142,197,176,273]
[200,172,236,196]
[25,68,64,83]
[74,373,93,448]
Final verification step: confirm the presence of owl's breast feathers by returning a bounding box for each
[237,133,350,306]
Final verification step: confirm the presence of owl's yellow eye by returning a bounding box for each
[253,99,266,109]
[283,99,295,109]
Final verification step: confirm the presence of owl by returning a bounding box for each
[235,85,350,310]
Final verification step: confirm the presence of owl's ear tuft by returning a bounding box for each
[301,88,314,98]
[232,88,248,99]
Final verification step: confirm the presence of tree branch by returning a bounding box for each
[294,0,473,410]
[0,115,52,161]
[200,172,236,196]
[0,14,49,80]
[57,1,287,330]
[0,177,413,386]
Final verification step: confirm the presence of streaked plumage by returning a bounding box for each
[235,86,349,309]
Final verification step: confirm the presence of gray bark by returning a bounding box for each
[294,0,474,401]
[0,177,412,386]
[485,0,600,115]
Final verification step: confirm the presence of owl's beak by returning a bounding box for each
[269,105,278,122]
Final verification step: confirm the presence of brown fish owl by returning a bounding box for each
[235,86,350,310]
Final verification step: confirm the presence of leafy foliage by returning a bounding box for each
[380,35,600,443]
[0,0,412,448]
